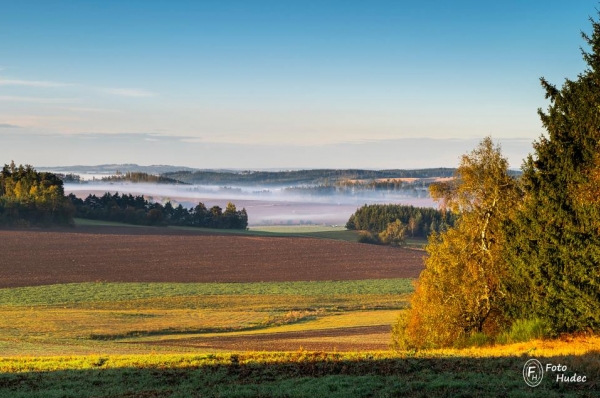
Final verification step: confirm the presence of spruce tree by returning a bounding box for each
[505,16,600,333]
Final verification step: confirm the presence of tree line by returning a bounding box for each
[346,204,456,239]
[68,192,248,229]
[0,162,249,230]
[164,168,457,186]
[0,162,74,227]
[282,183,430,199]
[99,171,187,185]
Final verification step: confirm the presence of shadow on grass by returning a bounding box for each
[1,353,598,397]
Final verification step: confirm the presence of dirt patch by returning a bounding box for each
[1,226,424,288]
[140,325,391,351]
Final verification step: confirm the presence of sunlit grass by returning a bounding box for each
[0,281,411,356]
[2,347,597,397]
[2,334,599,372]
[129,310,400,342]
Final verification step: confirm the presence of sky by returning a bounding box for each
[0,1,596,169]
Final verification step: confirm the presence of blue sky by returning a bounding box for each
[0,1,595,168]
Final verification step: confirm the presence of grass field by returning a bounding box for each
[1,225,595,397]
[0,280,413,356]
[1,279,597,396]
[0,280,414,306]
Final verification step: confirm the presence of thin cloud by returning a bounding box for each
[179,137,203,143]
[0,123,20,128]
[0,75,156,98]
[57,106,122,113]
[0,78,70,87]
[101,88,156,97]
[0,96,78,103]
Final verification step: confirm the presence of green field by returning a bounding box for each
[0,280,412,357]
[2,279,597,397]
[0,279,414,306]
[1,224,593,397]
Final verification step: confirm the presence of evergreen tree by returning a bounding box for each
[505,17,600,334]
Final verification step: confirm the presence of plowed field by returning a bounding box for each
[1,226,424,288]
[141,325,391,351]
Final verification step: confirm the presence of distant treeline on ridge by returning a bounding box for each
[163,168,458,185]
[68,192,248,229]
[99,171,188,185]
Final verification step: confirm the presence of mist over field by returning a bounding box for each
[64,182,437,226]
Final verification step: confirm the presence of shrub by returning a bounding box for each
[495,318,549,345]
[390,311,410,350]
[456,332,493,348]
[378,219,406,246]
[357,231,381,245]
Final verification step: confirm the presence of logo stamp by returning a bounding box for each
[523,359,544,387]
[523,359,589,387]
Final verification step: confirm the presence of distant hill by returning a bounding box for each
[39,166,522,186]
[163,168,459,186]
[38,164,201,175]
[100,172,189,185]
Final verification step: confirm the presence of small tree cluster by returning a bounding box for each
[346,204,455,238]
[356,219,407,246]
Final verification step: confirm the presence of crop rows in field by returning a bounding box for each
[0,226,424,288]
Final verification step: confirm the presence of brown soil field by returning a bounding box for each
[140,325,390,351]
[0,226,424,288]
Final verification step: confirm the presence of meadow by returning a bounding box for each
[0,223,597,397]
[0,279,411,356]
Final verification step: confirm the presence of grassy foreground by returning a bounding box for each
[1,279,596,396]
[0,281,412,356]
[1,337,598,397]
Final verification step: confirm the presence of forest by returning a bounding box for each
[283,180,431,198]
[163,168,457,185]
[99,171,188,185]
[0,162,248,230]
[68,192,248,229]
[346,204,456,238]
[0,162,74,227]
